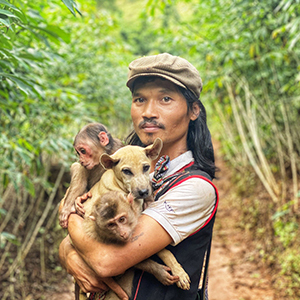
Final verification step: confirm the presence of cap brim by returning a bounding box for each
[126,72,187,92]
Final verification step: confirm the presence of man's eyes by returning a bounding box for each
[162,96,171,102]
[133,97,145,103]
[133,96,172,103]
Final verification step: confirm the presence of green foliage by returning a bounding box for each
[1,0,300,298]
[61,0,82,16]
[0,232,19,249]
[272,201,298,248]
[0,2,133,297]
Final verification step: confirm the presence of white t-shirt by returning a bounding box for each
[143,151,216,246]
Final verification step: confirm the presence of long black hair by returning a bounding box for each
[179,87,217,179]
[125,80,217,179]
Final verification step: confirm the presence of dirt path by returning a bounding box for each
[208,152,275,300]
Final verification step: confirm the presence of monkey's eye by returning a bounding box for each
[119,216,126,223]
[122,168,133,176]
[143,165,150,173]
[80,148,86,155]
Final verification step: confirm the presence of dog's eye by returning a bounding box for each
[143,165,150,173]
[122,168,133,176]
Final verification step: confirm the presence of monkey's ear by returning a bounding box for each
[100,153,120,169]
[144,138,163,160]
[99,131,109,147]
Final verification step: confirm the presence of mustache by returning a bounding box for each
[138,118,165,129]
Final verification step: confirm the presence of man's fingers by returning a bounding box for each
[77,277,109,293]
[103,277,129,300]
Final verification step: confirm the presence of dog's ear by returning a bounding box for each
[144,138,163,160]
[100,153,120,169]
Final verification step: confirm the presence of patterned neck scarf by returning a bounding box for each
[152,155,170,191]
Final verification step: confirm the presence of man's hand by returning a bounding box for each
[59,226,130,299]
[59,236,108,293]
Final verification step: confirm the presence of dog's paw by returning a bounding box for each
[172,265,191,290]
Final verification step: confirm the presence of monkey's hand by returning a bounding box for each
[153,264,180,286]
[59,195,76,229]
[59,205,74,229]
[75,191,92,217]
[135,259,180,286]
[157,249,191,290]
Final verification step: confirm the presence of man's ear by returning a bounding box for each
[190,102,200,121]
[98,131,109,147]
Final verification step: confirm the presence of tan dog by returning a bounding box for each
[82,139,161,217]
[76,138,191,300]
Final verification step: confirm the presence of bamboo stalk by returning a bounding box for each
[226,82,279,203]
[270,62,299,210]
[1,164,66,280]
[234,76,280,196]
[0,183,14,209]
[280,101,298,210]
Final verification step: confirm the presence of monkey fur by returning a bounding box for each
[59,123,123,228]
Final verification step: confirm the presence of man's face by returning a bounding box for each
[131,78,195,154]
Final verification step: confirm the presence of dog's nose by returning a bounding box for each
[138,189,149,198]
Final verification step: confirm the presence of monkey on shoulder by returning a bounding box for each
[58,123,123,228]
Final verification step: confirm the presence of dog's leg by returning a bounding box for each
[157,249,191,290]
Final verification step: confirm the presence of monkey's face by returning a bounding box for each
[74,139,106,170]
[104,211,136,243]
[93,192,138,244]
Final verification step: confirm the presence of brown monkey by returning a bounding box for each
[59,123,123,228]
[75,191,139,300]
[79,191,185,300]
[83,191,140,245]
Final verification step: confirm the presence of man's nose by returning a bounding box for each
[142,100,158,119]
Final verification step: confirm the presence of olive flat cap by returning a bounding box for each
[126,53,203,99]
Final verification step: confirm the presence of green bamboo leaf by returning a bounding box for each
[1,232,16,239]
[40,25,71,43]
[0,208,7,216]
[0,72,40,97]
[0,34,12,49]
[61,0,82,17]
[0,8,20,19]
[0,231,20,247]
[0,16,10,26]
[0,0,17,9]
[24,176,35,197]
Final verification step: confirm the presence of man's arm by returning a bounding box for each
[59,235,109,293]
[61,213,173,279]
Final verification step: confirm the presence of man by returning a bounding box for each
[59,53,219,300]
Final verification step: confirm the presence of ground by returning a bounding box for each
[208,152,275,300]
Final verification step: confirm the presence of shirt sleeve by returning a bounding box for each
[143,177,216,246]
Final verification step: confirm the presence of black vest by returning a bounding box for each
[130,164,219,300]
